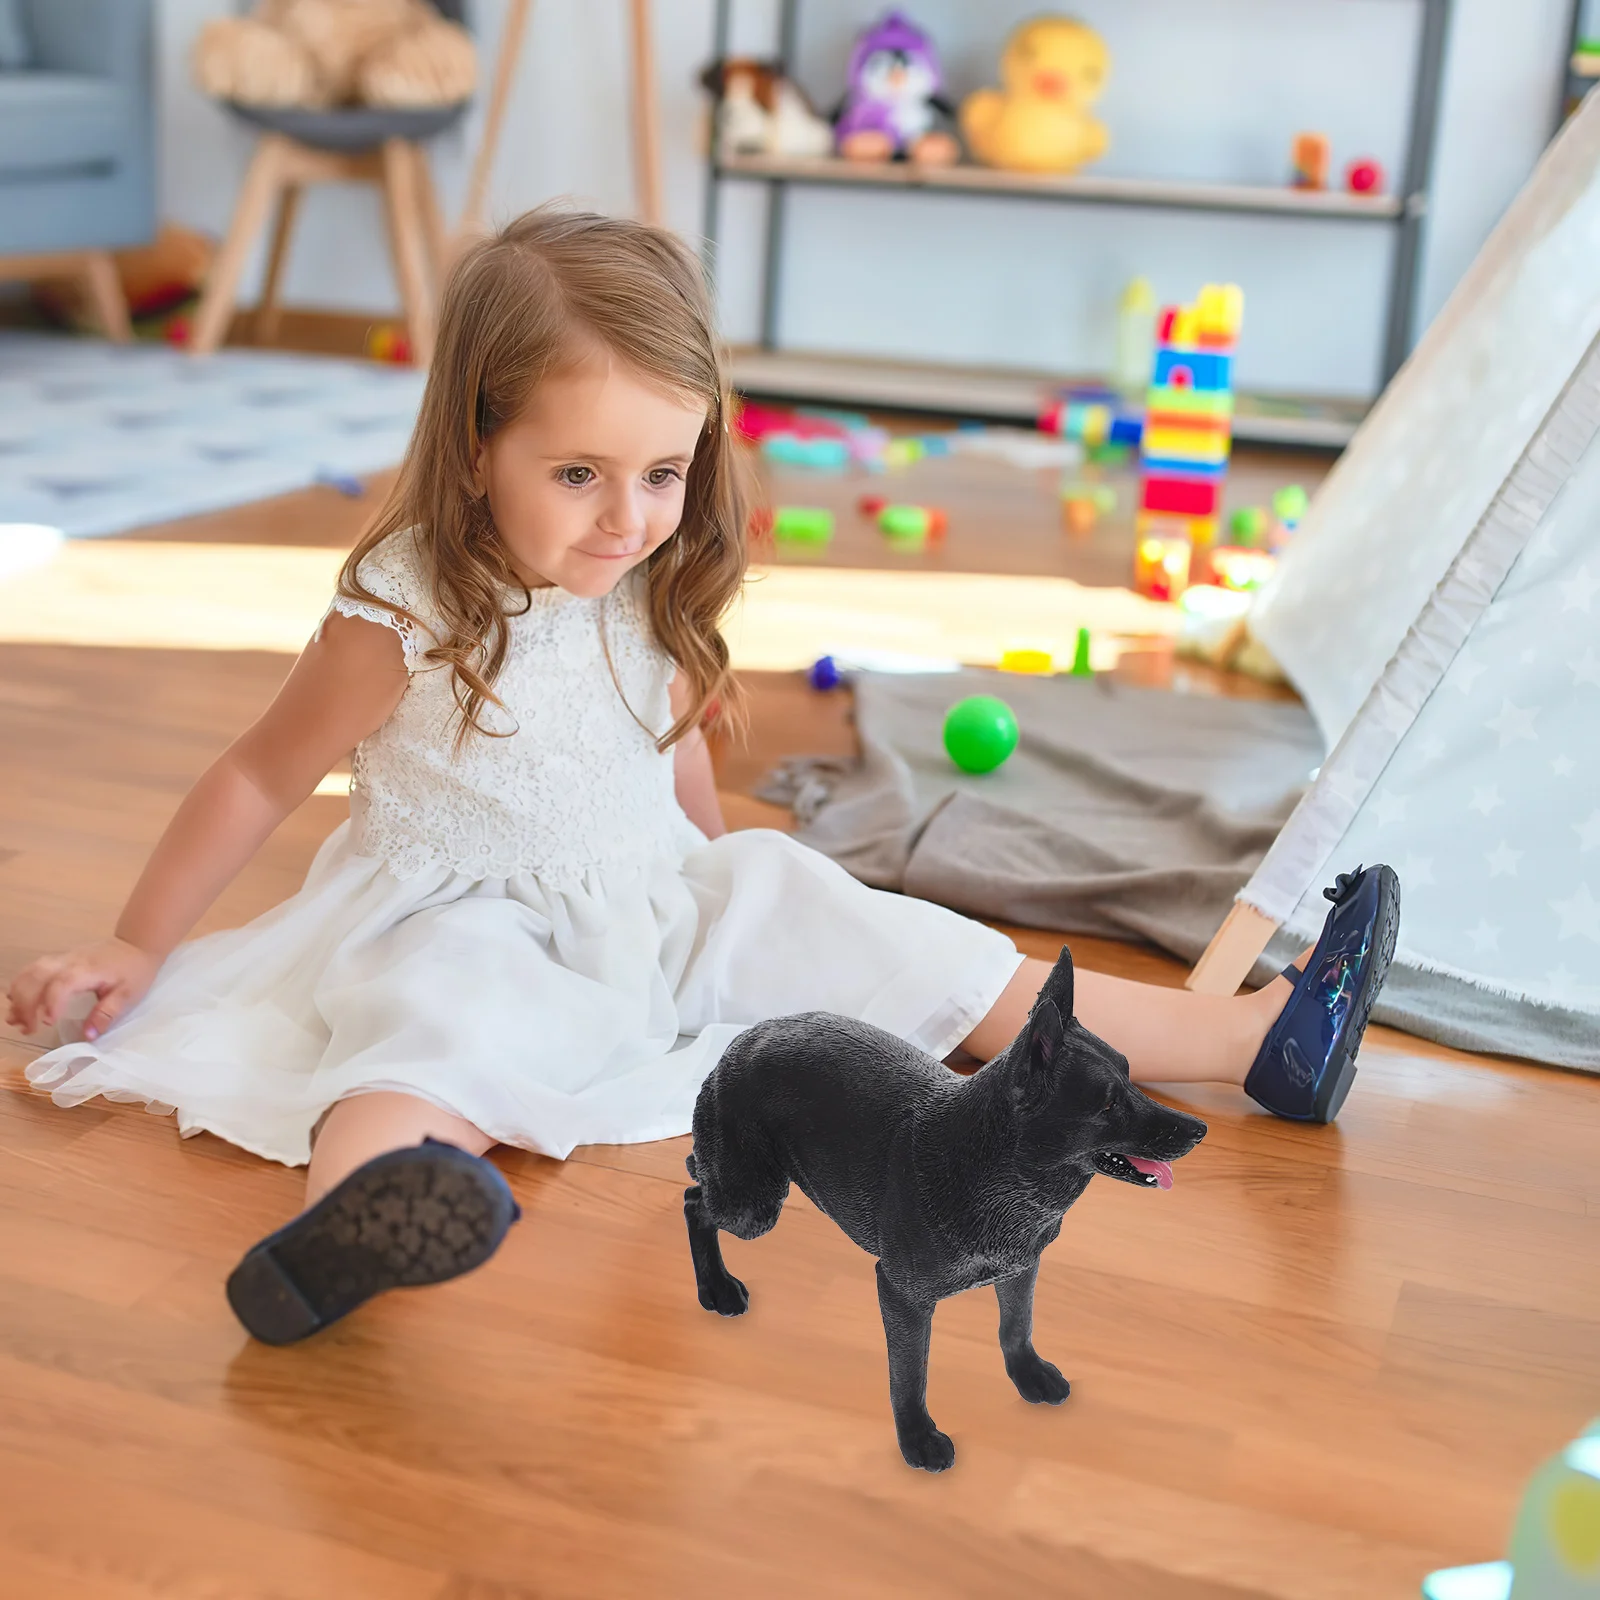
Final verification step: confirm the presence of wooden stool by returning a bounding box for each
[0,249,132,342]
[188,132,446,366]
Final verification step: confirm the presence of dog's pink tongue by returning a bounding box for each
[1128,1157,1174,1190]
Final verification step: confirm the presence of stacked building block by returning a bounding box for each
[1133,283,1243,600]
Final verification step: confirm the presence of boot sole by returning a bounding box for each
[226,1141,518,1345]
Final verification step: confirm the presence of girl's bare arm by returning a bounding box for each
[669,672,726,840]
[6,614,410,1039]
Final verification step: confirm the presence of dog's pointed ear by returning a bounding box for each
[1041,946,1075,1021]
[1008,997,1064,1105]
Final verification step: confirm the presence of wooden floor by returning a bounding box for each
[1,452,1597,1599]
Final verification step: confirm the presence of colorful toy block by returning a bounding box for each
[1133,282,1243,596]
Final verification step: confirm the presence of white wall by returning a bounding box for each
[157,0,1570,399]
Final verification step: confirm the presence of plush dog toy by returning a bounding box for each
[832,10,959,165]
[684,946,1206,1471]
[700,57,834,160]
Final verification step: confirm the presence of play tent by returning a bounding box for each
[1189,93,1600,1071]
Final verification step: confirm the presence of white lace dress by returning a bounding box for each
[27,531,1022,1166]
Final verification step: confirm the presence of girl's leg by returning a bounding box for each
[961,958,1298,1086]
[306,1090,495,1206]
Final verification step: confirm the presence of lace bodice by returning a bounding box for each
[327,530,694,884]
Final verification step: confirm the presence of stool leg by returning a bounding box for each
[411,144,449,294]
[380,138,436,367]
[79,251,132,342]
[255,183,302,346]
[190,136,288,356]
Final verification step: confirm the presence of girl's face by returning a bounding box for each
[478,348,709,598]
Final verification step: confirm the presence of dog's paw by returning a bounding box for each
[1007,1353,1071,1405]
[697,1271,749,1317]
[897,1422,956,1473]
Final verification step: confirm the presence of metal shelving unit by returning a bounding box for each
[703,0,1453,430]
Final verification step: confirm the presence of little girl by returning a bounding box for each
[7,208,1398,1345]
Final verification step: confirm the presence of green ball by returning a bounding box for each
[943,695,1019,774]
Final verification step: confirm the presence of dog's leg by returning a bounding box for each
[875,1262,953,1471]
[683,1185,749,1316]
[996,1261,1070,1404]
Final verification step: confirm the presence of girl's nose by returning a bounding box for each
[600,485,648,542]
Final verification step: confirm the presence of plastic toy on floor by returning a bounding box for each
[960,16,1110,175]
[833,11,959,166]
[943,695,1018,773]
[772,506,834,547]
[1423,1418,1600,1599]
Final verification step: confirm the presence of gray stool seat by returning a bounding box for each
[225,99,470,153]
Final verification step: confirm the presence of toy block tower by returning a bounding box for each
[1133,283,1243,600]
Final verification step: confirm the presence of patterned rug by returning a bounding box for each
[0,334,424,537]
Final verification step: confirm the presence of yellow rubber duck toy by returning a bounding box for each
[960,16,1110,175]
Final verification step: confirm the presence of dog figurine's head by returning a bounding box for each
[1002,948,1207,1191]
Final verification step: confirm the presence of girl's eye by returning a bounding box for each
[558,465,595,487]
[646,467,682,488]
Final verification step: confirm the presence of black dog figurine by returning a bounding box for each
[684,947,1207,1471]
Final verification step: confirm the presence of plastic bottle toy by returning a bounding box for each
[943,695,1019,773]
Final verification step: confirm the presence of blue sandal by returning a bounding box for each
[1244,864,1401,1124]
[226,1137,520,1345]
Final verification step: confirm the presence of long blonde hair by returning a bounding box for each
[339,205,748,750]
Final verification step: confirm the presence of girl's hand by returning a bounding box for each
[6,938,162,1041]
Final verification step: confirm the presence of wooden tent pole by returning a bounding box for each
[628,0,664,224]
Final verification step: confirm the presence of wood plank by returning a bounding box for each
[716,151,1405,220]
[0,463,1595,1598]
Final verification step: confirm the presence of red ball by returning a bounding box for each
[1345,158,1383,195]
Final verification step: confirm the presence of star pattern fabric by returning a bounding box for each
[1284,432,1600,1013]
[1250,166,1600,747]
